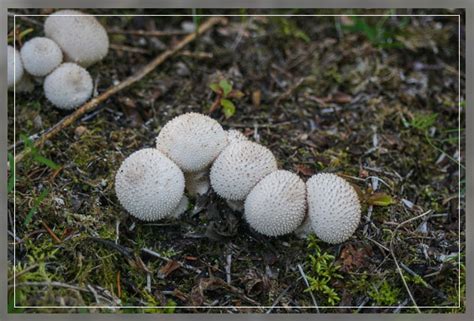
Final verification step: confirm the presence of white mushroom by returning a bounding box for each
[226,129,248,145]
[156,112,227,173]
[44,10,109,67]
[115,148,185,221]
[7,45,24,90]
[20,37,63,77]
[210,140,278,201]
[306,173,361,244]
[43,62,93,110]
[244,170,306,236]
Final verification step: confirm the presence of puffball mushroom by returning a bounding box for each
[7,45,24,89]
[44,10,109,67]
[210,140,278,201]
[43,62,93,110]
[306,173,361,244]
[245,170,306,236]
[226,129,248,145]
[115,148,185,221]
[156,112,227,173]
[20,37,63,77]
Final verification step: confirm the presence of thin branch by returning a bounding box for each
[141,247,202,274]
[14,17,226,164]
[389,210,432,313]
[109,43,150,54]
[297,264,320,313]
[107,29,189,37]
[8,12,43,27]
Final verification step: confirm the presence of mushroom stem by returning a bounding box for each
[226,199,244,212]
[170,195,189,218]
[185,169,210,197]
[294,215,313,239]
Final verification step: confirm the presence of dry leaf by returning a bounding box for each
[158,260,181,278]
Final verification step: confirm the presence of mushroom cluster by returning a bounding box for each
[8,10,109,110]
[115,112,362,244]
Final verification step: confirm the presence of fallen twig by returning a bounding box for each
[389,210,432,314]
[110,43,150,54]
[107,29,189,37]
[297,264,320,313]
[15,17,226,163]
[142,247,202,274]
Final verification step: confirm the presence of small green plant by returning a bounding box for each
[274,17,310,42]
[20,134,60,170]
[368,279,401,306]
[305,234,343,306]
[23,188,49,226]
[7,27,34,45]
[408,113,465,169]
[342,16,406,49]
[208,79,244,119]
[410,112,438,131]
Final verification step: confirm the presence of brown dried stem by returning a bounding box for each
[15,17,227,164]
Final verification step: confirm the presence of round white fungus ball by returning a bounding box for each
[115,148,185,221]
[156,113,227,173]
[245,170,306,236]
[307,173,361,244]
[43,63,93,110]
[20,37,63,77]
[210,140,278,201]
[44,10,109,67]
[7,45,24,89]
[226,129,248,145]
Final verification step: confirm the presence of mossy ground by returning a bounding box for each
[7,9,465,313]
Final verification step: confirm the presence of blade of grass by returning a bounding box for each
[24,189,49,226]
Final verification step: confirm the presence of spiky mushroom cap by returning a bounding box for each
[226,129,248,145]
[43,62,93,110]
[44,10,109,67]
[306,173,361,244]
[156,113,227,173]
[210,140,278,201]
[20,37,63,77]
[7,45,24,89]
[115,148,185,221]
[244,170,306,236]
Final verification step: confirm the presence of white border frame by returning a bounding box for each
[11,12,463,311]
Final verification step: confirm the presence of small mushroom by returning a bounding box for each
[43,62,93,110]
[156,112,227,173]
[44,10,109,67]
[306,173,361,244]
[184,129,248,197]
[115,148,185,221]
[7,45,24,90]
[210,140,278,201]
[244,170,306,236]
[20,37,63,77]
